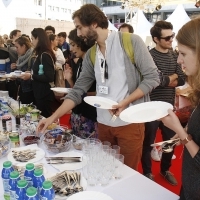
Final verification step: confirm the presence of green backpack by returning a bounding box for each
[89,32,142,79]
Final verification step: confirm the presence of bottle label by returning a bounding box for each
[40,196,55,200]
[6,120,12,132]
[40,196,48,200]
[9,132,20,148]
[2,179,9,192]
[24,176,33,187]
[4,192,10,200]
[10,190,16,200]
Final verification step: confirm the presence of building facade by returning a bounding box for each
[83,0,200,25]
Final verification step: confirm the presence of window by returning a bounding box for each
[38,0,42,6]
[55,7,59,12]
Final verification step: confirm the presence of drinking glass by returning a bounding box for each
[112,145,120,154]
[102,141,111,146]
[114,154,124,179]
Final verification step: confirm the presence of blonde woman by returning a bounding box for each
[161,18,200,199]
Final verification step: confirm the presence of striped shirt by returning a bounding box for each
[149,48,185,105]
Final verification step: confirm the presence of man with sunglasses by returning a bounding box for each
[141,21,186,186]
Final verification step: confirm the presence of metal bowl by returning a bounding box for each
[43,128,72,153]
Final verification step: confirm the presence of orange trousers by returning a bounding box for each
[98,123,144,171]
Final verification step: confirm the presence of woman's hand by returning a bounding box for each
[11,63,16,70]
[36,116,55,134]
[161,109,183,133]
[20,72,31,80]
[64,64,73,81]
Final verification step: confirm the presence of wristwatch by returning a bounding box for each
[181,134,192,145]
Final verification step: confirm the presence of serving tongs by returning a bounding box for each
[46,156,82,164]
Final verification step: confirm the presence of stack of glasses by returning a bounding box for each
[81,139,124,186]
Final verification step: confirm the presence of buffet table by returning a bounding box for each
[0,142,179,200]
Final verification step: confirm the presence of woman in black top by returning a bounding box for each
[161,18,200,199]
[64,29,97,139]
[22,28,56,117]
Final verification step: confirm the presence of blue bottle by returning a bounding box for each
[16,179,28,200]
[9,171,20,200]
[25,187,39,200]
[38,64,44,75]
[40,180,55,200]
[24,163,35,187]
[1,161,14,200]
[32,168,45,196]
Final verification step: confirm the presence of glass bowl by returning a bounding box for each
[72,136,86,151]
[43,128,72,153]
[20,123,41,146]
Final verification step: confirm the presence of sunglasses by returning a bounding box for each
[159,32,175,41]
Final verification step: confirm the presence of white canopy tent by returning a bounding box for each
[166,4,191,34]
[131,10,153,41]
[165,4,191,48]
[108,20,118,31]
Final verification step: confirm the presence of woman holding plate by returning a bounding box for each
[14,36,35,104]
[161,18,200,199]
[64,29,97,139]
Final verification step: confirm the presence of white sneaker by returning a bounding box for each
[151,147,160,161]
[172,154,176,160]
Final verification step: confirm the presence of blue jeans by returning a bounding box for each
[141,120,176,174]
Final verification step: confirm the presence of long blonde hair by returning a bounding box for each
[176,18,200,106]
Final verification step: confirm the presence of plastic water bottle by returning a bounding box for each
[16,179,28,200]
[9,171,20,200]
[2,161,14,200]
[40,180,55,200]
[24,163,35,187]
[32,168,45,196]
[25,187,39,200]
[38,64,44,75]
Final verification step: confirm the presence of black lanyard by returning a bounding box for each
[101,59,108,80]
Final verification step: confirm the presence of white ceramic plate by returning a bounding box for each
[46,174,87,200]
[151,138,180,147]
[7,144,45,166]
[50,151,87,171]
[68,191,113,200]
[84,96,118,109]
[51,87,72,94]
[119,101,173,123]
[5,74,12,78]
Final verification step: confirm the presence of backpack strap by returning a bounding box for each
[90,44,97,66]
[120,32,135,64]
[119,32,143,80]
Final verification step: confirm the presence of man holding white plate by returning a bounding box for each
[37,4,160,170]
[141,21,185,185]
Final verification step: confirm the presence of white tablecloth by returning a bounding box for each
[0,142,179,200]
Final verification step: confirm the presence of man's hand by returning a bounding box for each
[111,99,129,116]
[36,116,55,134]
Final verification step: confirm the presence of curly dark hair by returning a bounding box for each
[72,4,108,29]
[150,21,173,43]
[68,29,95,52]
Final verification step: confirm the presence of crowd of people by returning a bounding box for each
[1,3,200,199]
